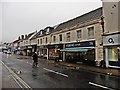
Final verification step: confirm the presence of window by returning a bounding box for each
[46,28,50,33]
[40,31,43,35]
[53,36,56,42]
[59,34,62,42]
[77,30,82,39]
[88,27,94,39]
[46,37,47,44]
[108,47,118,61]
[66,32,70,42]
[37,39,39,44]
[40,39,42,44]
[43,38,44,43]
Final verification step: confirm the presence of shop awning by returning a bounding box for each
[60,49,88,52]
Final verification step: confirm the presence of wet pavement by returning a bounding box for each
[1,53,120,89]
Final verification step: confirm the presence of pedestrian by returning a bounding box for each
[32,52,38,68]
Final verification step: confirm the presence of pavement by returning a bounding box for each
[15,54,120,77]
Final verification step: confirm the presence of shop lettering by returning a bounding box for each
[108,38,114,44]
[65,41,95,48]
[89,42,94,45]
[74,43,81,47]
[66,44,74,47]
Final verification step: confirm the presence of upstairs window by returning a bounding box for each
[59,34,62,42]
[53,36,56,42]
[77,30,82,39]
[46,28,50,33]
[66,32,70,42]
[46,37,47,44]
[40,39,42,44]
[37,39,39,44]
[88,27,94,39]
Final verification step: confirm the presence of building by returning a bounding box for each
[37,27,54,59]
[103,0,120,68]
[19,31,37,56]
[28,7,103,66]
[12,1,120,68]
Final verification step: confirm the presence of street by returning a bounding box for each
[1,53,120,89]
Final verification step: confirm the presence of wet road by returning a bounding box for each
[1,53,120,89]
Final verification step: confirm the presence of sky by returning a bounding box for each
[0,0,102,43]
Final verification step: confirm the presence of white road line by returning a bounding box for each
[1,60,32,90]
[89,82,114,90]
[10,74,23,89]
[43,68,68,78]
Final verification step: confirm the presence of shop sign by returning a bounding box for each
[48,44,63,49]
[65,41,95,48]
[103,34,120,46]
[27,46,32,49]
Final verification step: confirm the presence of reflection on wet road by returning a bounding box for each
[1,53,120,89]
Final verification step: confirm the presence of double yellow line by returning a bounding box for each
[1,60,32,90]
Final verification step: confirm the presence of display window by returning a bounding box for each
[108,47,118,62]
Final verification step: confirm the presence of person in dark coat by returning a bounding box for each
[32,52,38,68]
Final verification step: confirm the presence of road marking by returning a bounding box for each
[89,82,114,90]
[1,60,32,90]
[10,74,23,89]
[43,68,68,78]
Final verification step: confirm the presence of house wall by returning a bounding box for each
[50,20,103,64]
[103,1,119,33]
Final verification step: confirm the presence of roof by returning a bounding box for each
[52,7,102,33]
[12,39,20,43]
[30,7,102,40]
[32,26,54,39]
[30,31,40,40]
[24,32,35,40]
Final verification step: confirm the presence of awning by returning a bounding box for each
[60,49,88,52]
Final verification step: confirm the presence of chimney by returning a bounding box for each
[21,35,24,39]
[18,36,20,40]
[25,34,27,39]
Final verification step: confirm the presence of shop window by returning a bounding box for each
[66,32,70,42]
[59,34,62,42]
[88,27,94,39]
[77,30,82,39]
[108,47,118,61]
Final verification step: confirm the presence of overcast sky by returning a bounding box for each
[1,0,102,43]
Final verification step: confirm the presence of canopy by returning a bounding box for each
[60,49,88,52]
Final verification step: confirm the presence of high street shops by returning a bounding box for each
[103,33,120,68]
[61,40,96,66]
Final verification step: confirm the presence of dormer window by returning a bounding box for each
[46,28,50,34]
[40,31,43,35]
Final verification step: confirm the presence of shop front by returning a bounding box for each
[61,41,96,66]
[20,46,27,56]
[103,34,120,68]
[48,44,63,60]
[37,45,48,59]
[27,45,37,56]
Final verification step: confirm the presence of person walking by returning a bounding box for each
[32,52,38,68]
